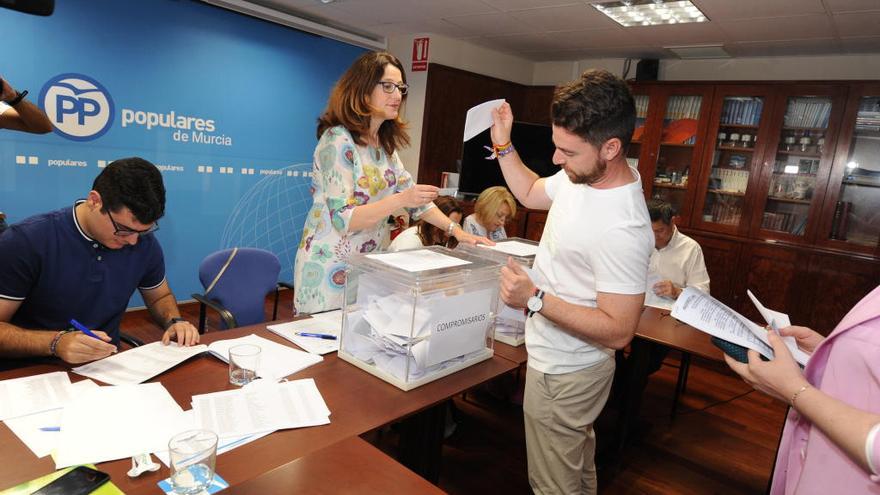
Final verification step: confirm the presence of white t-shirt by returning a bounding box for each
[0,101,10,116]
[387,226,424,252]
[648,227,710,294]
[463,214,507,241]
[526,168,654,375]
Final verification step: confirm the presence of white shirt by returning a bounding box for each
[463,214,507,241]
[648,227,710,294]
[526,168,654,375]
[387,226,424,252]
[0,101,10,116]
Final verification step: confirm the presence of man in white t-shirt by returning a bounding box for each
[0,75,53,134]
[490,69,654,494]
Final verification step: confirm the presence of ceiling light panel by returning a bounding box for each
[593,0,709,27]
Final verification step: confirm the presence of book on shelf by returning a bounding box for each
[830,201,852,240]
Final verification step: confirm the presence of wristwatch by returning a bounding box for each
[526,288,545,318]
[165,317,187,330]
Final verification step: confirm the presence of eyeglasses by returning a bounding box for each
[376,81,408,95]
[107,210,159,237]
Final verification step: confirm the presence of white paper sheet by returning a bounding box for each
[3,379,99,458]
[0,371,74,421]
[671,288,774,359]
[206,334,323,381]
[644,272,674,311]
[192,379,330,438]
[267,319,340,355]
[464,99,505,142]
[366,249,471,272]
[480,240,538,258]
[746,290,811,366]
[152,409,273,467]
[71,342,206,385]
[53,382,187,468]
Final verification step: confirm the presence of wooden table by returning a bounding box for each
[221,437,444,495]
[616,306,724,451]
[0,321,517,493]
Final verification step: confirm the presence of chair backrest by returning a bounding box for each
[198,247,280,329]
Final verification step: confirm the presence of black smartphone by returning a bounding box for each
[30,466,110,495]
[711,336,769,364]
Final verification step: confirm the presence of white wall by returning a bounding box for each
[388,34,535,179]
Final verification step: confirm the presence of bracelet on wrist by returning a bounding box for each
[447,221,460,236]
[50,329,74,357]
[483,141,515,160]
[790,384,811,408]
[5,90,27,107]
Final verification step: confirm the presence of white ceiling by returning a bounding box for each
[249,0,880,60]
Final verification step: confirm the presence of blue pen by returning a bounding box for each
[69,319,101,340]
[39,426,60,432]
[294,332,337,340]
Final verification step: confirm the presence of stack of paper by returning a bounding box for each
[191,379,330,438]
[478,240,539,257]
[3,378,98,458]
[72,342,206,385]
[366,249,471,272]
[205,334,322,381]
[53,382,188,468]
[267,310,343,355]
[0,371,75,420]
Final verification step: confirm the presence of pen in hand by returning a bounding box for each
[294,332,337,340]
[69,319,102,340]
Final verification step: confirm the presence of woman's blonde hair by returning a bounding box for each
[317,51,409,156]
[474,186,516,228]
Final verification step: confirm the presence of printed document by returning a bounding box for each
[72,342,206,385]
[0,372,74,421]
[205,334,322,380]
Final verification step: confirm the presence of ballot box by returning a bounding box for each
[456,237,539,346]
[338,246,500,391]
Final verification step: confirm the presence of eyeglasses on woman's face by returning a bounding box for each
[376,81,408,95]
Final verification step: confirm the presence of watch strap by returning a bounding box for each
[165,317,187,330]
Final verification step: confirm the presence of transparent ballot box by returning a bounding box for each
[455,237,539,346]
[338,246,500,391]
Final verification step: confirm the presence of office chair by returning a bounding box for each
[191,247,292,332]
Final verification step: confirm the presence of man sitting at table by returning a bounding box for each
[645,198,710,373]
[0,157,199,367]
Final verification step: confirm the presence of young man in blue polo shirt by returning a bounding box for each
[0,157,199,365]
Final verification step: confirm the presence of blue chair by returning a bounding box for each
[191,247,292,332]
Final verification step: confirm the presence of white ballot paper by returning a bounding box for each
[3,379,99,458]
[746,290,811,365]
[72,341,206,385]
[366,249,471,272]
[480,240,539,258]
[644,272,674,311]
[267,318,340,355]
[464,99,505,142]
[672,288,809,366]
[0,371,74,421]
[206,334,322,380]
[192,378,330,438]
[53,382,187,468]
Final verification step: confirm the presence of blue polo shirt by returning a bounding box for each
[0,202,165,343]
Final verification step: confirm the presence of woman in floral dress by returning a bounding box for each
[294,51,490,314]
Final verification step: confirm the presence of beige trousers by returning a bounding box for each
[523,358,615,495]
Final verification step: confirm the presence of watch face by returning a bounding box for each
[527,296,542,312]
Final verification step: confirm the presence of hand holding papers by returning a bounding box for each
[671,288,809,366]
[464,99,505,142]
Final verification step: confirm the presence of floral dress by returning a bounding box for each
[294,126,433,314]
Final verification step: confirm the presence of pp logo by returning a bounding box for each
[39,73,114,141]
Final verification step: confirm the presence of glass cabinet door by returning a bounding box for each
[823,93,880,251]
[627,94,650,168]
[700,96,765,229]
[650,94,704,218]
[759,96,833,237]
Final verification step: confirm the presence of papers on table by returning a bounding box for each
[479,240,538,258]
[72,341,206,385]
[0,371,74,421]
[4,379,99,458]
[671,288,809,366]
[152,409,273,467]
[366,249,471,272]
[53,382,187,469]
[268,318,340,355]
[205,334,322,381]
[192,378,330,438]
[464,99,505,142]
[644,272,674,311]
